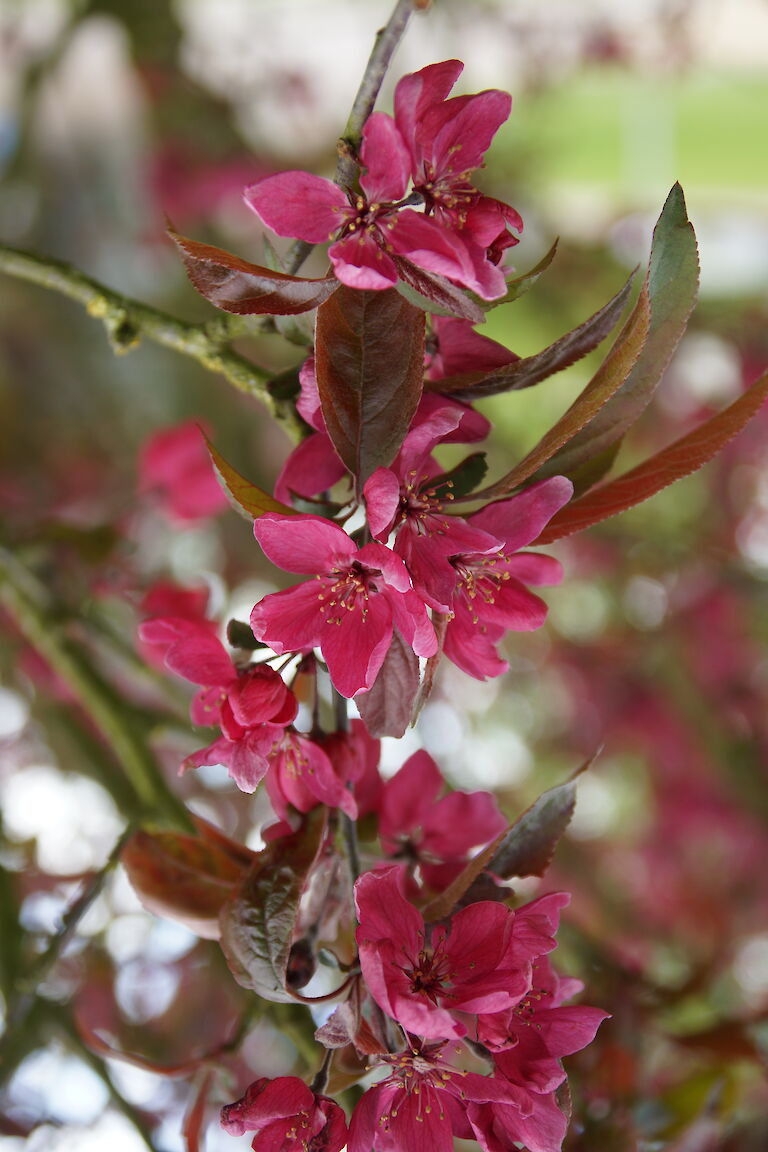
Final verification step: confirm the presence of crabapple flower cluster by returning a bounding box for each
[132,53,612,1152]
[245,60,522,298]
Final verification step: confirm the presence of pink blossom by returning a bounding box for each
[321,719,383,817]
[138,420,227,522]
[264,729,357,820]
[467,1083,570,1152]
[348,1041,530,1152]
[221,1076,347,1152]
[139,616,296,731]
[137,580,214,671]
[139,616,297,792]
[443,477,574,679]
[378,749,506,885]
[394,60,523,294]
[245,77,515,298]
[355,865,532,1040]
[426,316,519,382]
[364,403,501,611]
[477,955,609,1093]
[250,514,436,698]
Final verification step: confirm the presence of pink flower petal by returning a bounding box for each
[470,478,573,551]
[221,1078,303,1136]
[394,60,464,162]
[254,514,356,574]
[354,865,422,948]
[389,209,476,283]
[360,112,411,203]
[228,668,296,727]
[379,750,444,852]
[274,432,348,505]
[363,467,402,540]
[502,552,563,587]
[321,592,393,697]
[424,89,512,176]
[160,629,234,688]
[356,540,412,592]
[421,790,506,861]
[296,356,323,430]
[416,391,491,442]
[390,587,438,658]
[474,579,549,632]
[225,731,274,793]
[250,581,324,655]
[429,317,518,380]
[329,232,398,290]
[244,172,348,243]
[443,610,508,680]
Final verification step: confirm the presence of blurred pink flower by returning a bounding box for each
[139,420,227,522]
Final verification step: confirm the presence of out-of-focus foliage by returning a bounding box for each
[1,2,767,1149]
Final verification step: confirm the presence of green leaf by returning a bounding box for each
[424,272,635,399]
[480,238,559,309]
[169,228,339,315]
[463,284,650,502]
[219,810,326,1003]
[536,370,768,544]
[226,619,266,650]
[315,286,425,488]
[531,183,699,488]
[206,438,296,520]
[430,452,488,499]
[487,756,595,880]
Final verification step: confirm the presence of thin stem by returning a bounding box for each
[329,685,361,881]
[0,548,192,831]
[24,828,131,995]
[332,685,350,734]
[336,0,417,191]
[51,1005,160,1152]
[0,829,131,1079]
[0,245,304,441]
[309,1049,334,1095]
[287,0,419,274]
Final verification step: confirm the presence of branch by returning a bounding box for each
[52,1005,161,1152]
[0,548,192,831]
[0,830,131,1081]
[286,0,419,272]
[0,244,304,440]
[337,0,418,188]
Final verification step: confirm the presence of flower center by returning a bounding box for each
[452,551,510,618]
[418,164,477,224]
[402,938,451,1004]
[336,195,391,241]
[317,561,378,625]
[398,470,454,535]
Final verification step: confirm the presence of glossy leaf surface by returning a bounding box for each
[426,273,635,398]
[536,371,768,543]
[170,228,339,315]
[206,438,296,520]
[356,629,420,739]
[219,810,325,1003]
[315,286,425,487]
